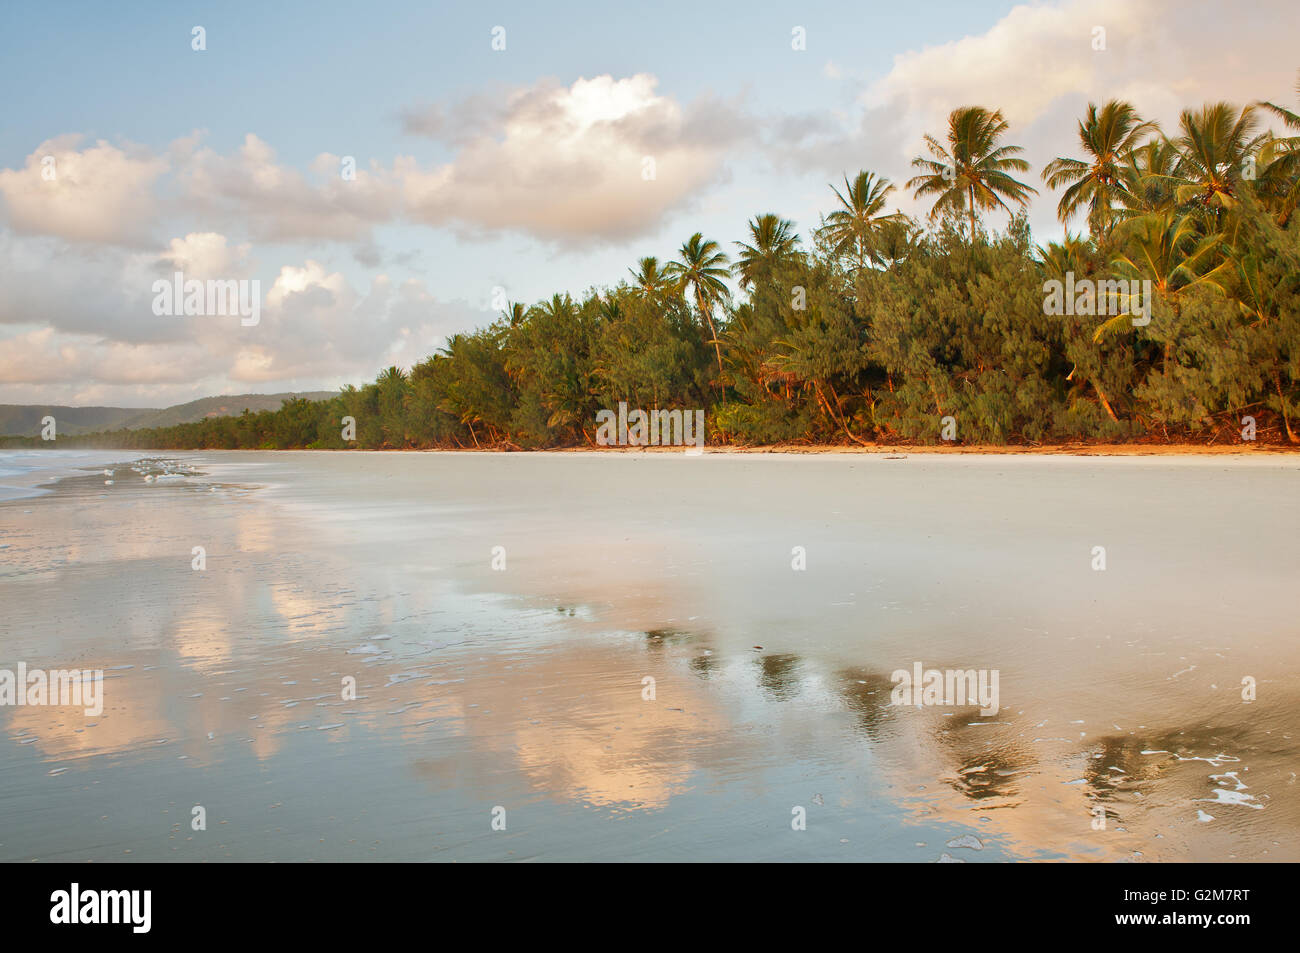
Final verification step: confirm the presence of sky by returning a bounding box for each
[1,0,1296,407]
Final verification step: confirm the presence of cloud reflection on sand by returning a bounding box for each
[1,450,1297,861]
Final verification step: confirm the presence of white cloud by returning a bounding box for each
[0,243,490,405]
[399,74,742,242]
[865,0,1149,136]
[158,232,253,279]
[772,0,1299,234]
[0,136,167,246]
[0,326,205,388]
[2,74,739,251]
[178,134,399,243]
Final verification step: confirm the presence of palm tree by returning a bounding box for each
[629,256,671,298]
[869,217,921,269]
[1100,212,1234,377]
[1256,74,1300,225]
[502,301,527,327]
[665,233,731,378]
[733,214,801,289]
[1231,196,1300,443]
[1036,233,1096,281]
[1037,235,1118,421]
[1259,71,1300,133]
[533,293,577,323]
[816,171,906,272]
[598,292,623,323]
[1254,135,1300,226]
[1041,100,1158,239]
[908,106,1037,239]
[1114,137,1181,221]
[1172,102,1266,213]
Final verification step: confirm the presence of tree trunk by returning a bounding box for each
[927,375,944,416]
[1094,380,1119,422]
[1163,299,1180,377]
[1275,369,1298,443]
[698,297,725,396]
[814,381,869,446]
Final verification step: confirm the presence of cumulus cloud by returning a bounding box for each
[157,232,254,280]
[398,74,746,242]
[0,231,185,345]
[876,0,1298,136]
[864,0,1154,139]
[401,88,518,146]
[0,136,168,246]
[2,75,741,251]
[0,238,490,405]
[772,0,1299,231]
[178,134,400,243]
[229,264,473,382]
[0,132,398,248]
[0,327,205,388]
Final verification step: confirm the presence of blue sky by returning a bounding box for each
[1,0,1294,406]
[2,2,1019,148]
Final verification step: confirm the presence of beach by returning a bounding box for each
[1,449,1297,861]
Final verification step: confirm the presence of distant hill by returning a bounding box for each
[0,392,336,437]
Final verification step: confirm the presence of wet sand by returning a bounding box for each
[1,449,1297,861]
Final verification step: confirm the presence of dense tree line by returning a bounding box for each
[11,89,1300,450]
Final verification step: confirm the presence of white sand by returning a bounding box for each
[1,449,1296,861]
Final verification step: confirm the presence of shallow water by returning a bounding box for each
[1,449,1297,861]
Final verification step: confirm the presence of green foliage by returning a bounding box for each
[14,91,1298,453]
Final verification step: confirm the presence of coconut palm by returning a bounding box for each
[1259,71,1300,133]
[665,233,731,378]
[1036,233,1096,281]
[629,256,671,298]
[1232,207,1300,443]
[733,214,801,289]
[816,171,906,272]
[908,106,1037,239]
[1099,211,1234,363]
[1037,234,1117,421]
[533,293,577,323]
[1258,72,1300,153]
[1255,74,1300,225]
[1254,136,1300,225]
[597,292,623,323]
[1172,102,1266,212]
[868,217,921,269]
[1041,101,1158,238]
[502,302,527,327]
[1114,138,1182,221]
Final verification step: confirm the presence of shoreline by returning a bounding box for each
[215,442,1300,456]
[7,441,1300,458]
[526,442,1300,456]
